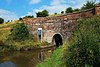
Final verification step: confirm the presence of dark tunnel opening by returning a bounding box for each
[52,34,63,47]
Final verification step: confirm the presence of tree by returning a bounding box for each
[61,11,64,14]
[36,10,49,17]
[73,8,80,12]
[54,13,57,15]
[19,18,22,20]
[36,12,42,17]
[42,10,49,17]
[65,7,73,13]
[23,15,34,19]
[27,15,34,18]
[81,0,95,10]
[10,22,29,41]
[0,18,4,24]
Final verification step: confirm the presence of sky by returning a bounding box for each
[0,0,100,21]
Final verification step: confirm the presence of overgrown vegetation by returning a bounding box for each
[36,46,66,67]
[65,7,73,13]
[36,10,49,17]
[64,15,100,67]
[0,21,50,52]
[9,22,29,41]
[81,0,95,10]
[0,20,20,28]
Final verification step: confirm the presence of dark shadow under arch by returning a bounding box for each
[52,34,63,47]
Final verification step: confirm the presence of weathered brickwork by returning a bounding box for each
[95,5,100,15]
[23,5,100,43]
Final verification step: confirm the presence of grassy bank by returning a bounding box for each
[0,22,49,52]
[0,30,35,51]
[36,45,66,67]
[0,30,49,52]
[0,20,21,28]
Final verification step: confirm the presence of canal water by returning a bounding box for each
[0,47,55,67]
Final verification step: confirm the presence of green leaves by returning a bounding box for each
[36,10,49,17]
[65,15,100,67]
[10,22,29,41]
[81,0,95,10]
[65,7,73,13]
[0,18,4,24]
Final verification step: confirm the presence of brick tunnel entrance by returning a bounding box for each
[52,34,63,47]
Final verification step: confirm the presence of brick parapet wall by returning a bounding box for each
[24,5,100,24]
[95,5,100,15]
[23,5,100,43]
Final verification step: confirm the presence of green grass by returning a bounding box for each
[0,29,10,41]
[48,14,62,17]
[35,46,66,67]
[0,20,21,28]
[0,29,39,51]
[0,30,34,51]
[0,28,49,51]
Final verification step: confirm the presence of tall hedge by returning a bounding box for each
[10,22,29,41]
[64,15,100,67]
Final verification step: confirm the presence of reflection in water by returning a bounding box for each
[0,61,16,67]
[0,46,55,67]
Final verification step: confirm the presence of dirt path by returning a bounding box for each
[0,27,11,31]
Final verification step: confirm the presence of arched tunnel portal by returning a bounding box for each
[52,34,63,47]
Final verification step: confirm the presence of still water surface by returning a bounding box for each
[0,47,55,67]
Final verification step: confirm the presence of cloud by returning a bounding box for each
[21,11,36,18]
[29,0,41,4]
[29,0,100,17]
[33,0,68,15]
[27,12,33,16]
[32,0,74,16]
[0,9,18,22]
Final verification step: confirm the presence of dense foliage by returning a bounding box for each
[65,7,73,13]
[0,18,4,24]
[64,15,100,67]
[36,10,49,17]
[81,0,95,10]
[10,22,29,41]
[23,15,34,19]
[73,8,80,12]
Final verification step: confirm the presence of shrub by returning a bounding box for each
[10,22,29,41]
[0,40,5,46]
[0,18,4,24]
[65,7,73,13]
[64,15,100,67]
[81,0,95,10]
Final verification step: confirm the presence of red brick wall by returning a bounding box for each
[95,5,100,15]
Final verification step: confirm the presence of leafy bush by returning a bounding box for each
[0,40,5,46]
[0,18,4,24]
[36,10,49,17]
[81,0,95,10]
[65,7,73,13]
[64,15,100,67]
[10,22,29,41]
